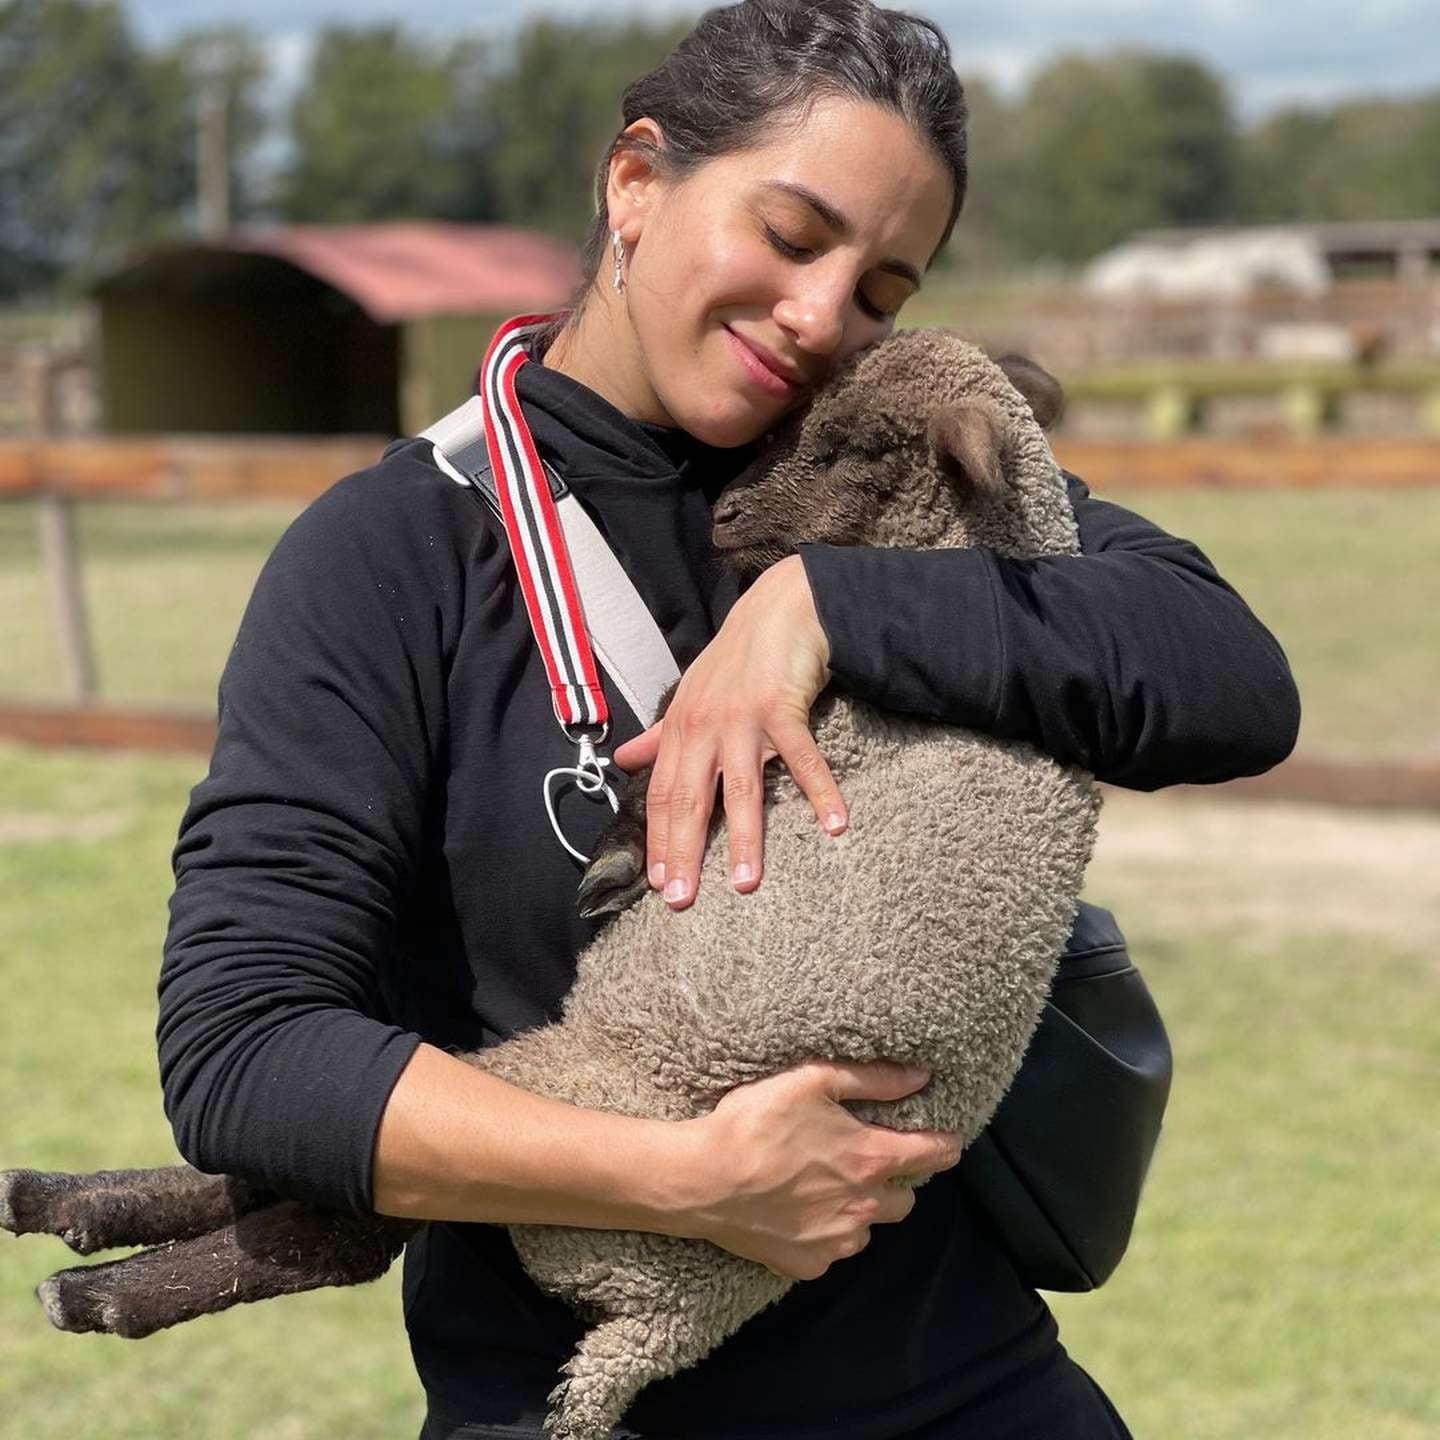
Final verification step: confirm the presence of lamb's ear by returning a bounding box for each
[927,397,1007,500]
[995,353,1065,430]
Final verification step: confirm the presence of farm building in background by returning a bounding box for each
[93,223,581,437]
[1079,219,1440,365]
[1086,218,1440,300]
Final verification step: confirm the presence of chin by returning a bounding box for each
[683,408,776,450]
[674,381,797,449]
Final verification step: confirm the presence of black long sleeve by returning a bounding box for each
[157,464,450,1214]
[797,472,1300,790]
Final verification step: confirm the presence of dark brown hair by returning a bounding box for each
[538,0,967,351]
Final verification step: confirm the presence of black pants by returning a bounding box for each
[418,1351,1133,1440]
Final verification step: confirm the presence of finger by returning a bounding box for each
[721,733,766,892]
[614,722,663,775]
[885,1130,963,1179]
[643,736,681,889]
[770,719,847,836]
[805,1058,931,1104]
[871,1186,919,1225]
[657,746,721,910]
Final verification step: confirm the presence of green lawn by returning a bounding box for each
[2,485,1438,763]
[1,748,1436,1438]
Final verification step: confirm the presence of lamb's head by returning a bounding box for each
[710,329,1079,578]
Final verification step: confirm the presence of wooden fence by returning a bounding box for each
[3,432,1438,810]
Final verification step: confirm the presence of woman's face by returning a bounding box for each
[613,94,955,447]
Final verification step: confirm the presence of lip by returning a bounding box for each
[724,327,806,396]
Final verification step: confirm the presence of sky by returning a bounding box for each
[128,0,1440,122]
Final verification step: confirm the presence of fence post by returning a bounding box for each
[37,490,98,705]
[33,352,99,704]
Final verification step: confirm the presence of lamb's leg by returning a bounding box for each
[510,1221,793,1440]
[542,1262,792,1440]
[575,683,686,921]
[35,1200,416,1338]
[575,761,653,920]
[0,1165,273,1255]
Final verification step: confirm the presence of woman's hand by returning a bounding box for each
[611,554,846,909]
[671,1059,962,1281]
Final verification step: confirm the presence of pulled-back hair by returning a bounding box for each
[541,0,967,346]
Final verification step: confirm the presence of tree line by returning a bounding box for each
[3,0,1438,298]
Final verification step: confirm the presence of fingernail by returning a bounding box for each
[733,862,755,887]
[824,812,847,835]
[649,862,666,887]
[664,878,688,904]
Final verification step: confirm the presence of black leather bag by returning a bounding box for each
[955,900,1173,1292]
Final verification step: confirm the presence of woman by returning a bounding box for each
[158,3,1300,1437]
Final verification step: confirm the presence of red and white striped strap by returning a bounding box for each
[480,312,608,737]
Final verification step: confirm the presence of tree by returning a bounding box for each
[1240,93,1440,223]
[479,16,691,241]
[278,25,497,223]
[946,72,1024,270]
[1005,50,1239,263]
[0,0,195,294]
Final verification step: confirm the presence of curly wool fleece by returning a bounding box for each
[466,330,1104,1440]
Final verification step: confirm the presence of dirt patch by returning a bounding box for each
[0,809,132,845]
[1085,789,1440,951]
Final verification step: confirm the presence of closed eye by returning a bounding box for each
[765,225,897,323]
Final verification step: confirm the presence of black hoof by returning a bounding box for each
[0,1168,31,1233]
[0,1170,60,1241]
[37,1258,173,1339]
[0,1170,109,1254]
[576,844,650,920]
[37,1269,112,1335]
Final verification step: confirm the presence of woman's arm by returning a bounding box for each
[617,473,1300,903]
[371,1044,961,1281]
[797,472,1301,789]
[158,461,449,1215]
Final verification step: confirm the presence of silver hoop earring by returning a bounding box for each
[611,229,626,294]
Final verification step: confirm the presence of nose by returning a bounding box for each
[712,495,741,527]
[773,278,847,362]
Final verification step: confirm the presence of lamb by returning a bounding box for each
[0,330,1099,1440]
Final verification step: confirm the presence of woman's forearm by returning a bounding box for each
[370,1042,702,1234]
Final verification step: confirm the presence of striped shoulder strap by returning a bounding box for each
[420,397,681,732]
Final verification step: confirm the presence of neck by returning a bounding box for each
[542,286,676,428]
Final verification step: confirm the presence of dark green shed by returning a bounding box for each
[94,223,581,437]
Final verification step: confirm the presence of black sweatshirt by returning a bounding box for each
[158,357,1299,1438]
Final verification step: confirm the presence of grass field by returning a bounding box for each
[1,744,1436,1439]
[1,475,1437,1435]
[3,483,1439,762]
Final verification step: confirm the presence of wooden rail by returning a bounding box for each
[1,434,1436,501]
[0,703,218,754]
[1053,437,1440,491]
[0,435,388,501]
[2,701,1437,813]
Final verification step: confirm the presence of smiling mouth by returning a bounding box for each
[724,326,803,397]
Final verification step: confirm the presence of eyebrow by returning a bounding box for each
[761,180,924,290]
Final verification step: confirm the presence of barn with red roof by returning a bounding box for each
[94,223,581,436]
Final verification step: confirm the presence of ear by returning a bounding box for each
[605,118,666,239]
[995,353,1065,430]
[927,397,1008,499]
